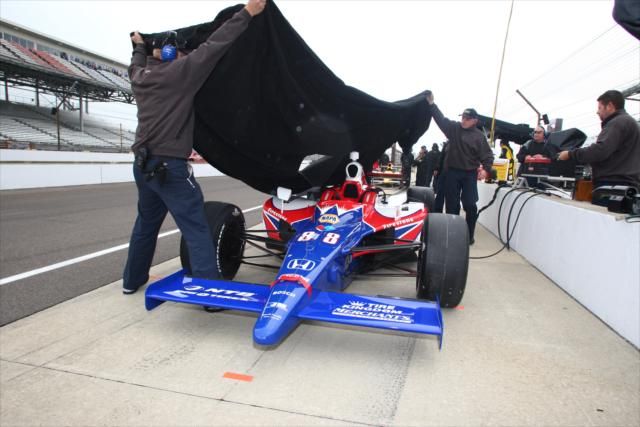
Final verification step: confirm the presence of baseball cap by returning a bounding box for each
[460,108,478,119]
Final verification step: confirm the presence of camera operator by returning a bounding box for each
[122,0,267,295]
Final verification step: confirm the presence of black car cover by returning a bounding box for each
[613,0,640,40]
[476,114,534,145]
[139,1,431,194]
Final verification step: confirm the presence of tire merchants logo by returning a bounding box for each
[332,301,414,323]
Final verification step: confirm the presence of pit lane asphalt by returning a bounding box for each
[0,176,267,325]
[1,222,638,426]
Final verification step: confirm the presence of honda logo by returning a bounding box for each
[287,259,316,271]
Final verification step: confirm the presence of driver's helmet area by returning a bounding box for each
[320,152,375,203]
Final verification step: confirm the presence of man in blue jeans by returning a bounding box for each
[426,92,494,245]
[123,0,266,294]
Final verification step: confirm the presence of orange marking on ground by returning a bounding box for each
[454,305,465,311]
[223,372,254,382]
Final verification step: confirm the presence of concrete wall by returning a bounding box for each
[0,149,222,190]
[477,183,640,348]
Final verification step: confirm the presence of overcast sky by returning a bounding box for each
[2,0,638,149]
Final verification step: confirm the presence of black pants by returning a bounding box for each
[123,157,217,291]
[433,172,447,213]
[443,168,479,239]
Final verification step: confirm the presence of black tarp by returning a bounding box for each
[613,0,640,40]
[545,128,587,177]
[139,1,430,194]
[476,114,534,145]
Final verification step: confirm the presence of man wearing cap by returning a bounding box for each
[425,92,494,244]
[516,126,552,186]
[558,90,640,190]
[122,0,267,295]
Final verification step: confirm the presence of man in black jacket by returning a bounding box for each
[425,143,441,187]
[413,145,428,186]
[558,90,640,189]
[516,126,552,186]
[122,0,266,294]
[426,92,494,244]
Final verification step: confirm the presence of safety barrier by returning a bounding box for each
[0,149,222,190]
[477,183,640,348]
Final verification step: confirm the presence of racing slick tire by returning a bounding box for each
[407,186,435,212]
[416,213,469,307]
[180,201,246,280]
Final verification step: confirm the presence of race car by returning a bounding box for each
[145,152,469,347]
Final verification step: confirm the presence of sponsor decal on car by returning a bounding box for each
[266,301,289,312]
[286,258,317,271]
[382,216,418,230]
[319,214,339,224]
[163,285,259,302]
[262,313,282,321]
[331,301,414,324]
[272,290,296,298]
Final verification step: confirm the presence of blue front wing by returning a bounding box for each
[145,270,443,347]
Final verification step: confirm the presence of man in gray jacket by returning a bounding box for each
[123,0,266,294]
[426,92,494,244]
[558,90,640,189]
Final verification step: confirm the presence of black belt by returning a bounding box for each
[148,155,185,161]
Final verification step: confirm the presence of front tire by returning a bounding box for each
[416,213,469,307]
[180,201,245,280]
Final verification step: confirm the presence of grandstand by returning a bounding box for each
[0,101,134,151]
[0,18,135,152]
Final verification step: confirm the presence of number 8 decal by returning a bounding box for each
[298,231,318,242]
[323,233,340,244]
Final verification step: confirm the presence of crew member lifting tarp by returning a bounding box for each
[137,0,431,194]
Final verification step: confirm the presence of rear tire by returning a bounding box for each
[416,213,469,307]
[180,201,245,280]
[407,186,435,212]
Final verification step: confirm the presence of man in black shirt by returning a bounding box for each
[123,0,266,294]
[558,90,640,189]
[426,92,494,244]
[516,126,552,186]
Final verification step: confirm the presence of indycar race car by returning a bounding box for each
[145,152,469,347]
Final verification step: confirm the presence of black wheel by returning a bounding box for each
[416,213,469,307]
[180,201,245,280]
[407,186,435,212]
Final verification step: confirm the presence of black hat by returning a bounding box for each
[460,108,478,119]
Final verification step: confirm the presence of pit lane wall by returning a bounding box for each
[0,149,222,190]
[477,183,640,348]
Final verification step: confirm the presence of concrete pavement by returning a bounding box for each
[1,224,638,426]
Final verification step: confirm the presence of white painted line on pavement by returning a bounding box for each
[0,204,264,286]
